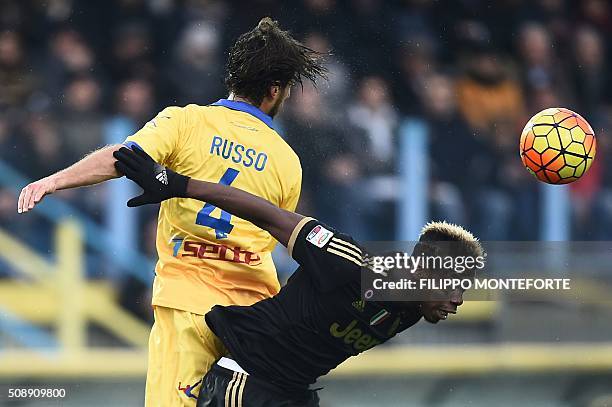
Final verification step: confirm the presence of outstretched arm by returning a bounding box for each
[17,145,122,213]
[113,147,303,246]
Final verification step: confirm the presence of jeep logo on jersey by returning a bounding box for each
[329,319,381,353]
[306,225,333,248]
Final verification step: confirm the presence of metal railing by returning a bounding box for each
[0,220,150,377]
[0,160,154,282]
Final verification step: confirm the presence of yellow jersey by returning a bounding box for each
[124,99,302,315]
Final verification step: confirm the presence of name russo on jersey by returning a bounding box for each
[210,135,268,171]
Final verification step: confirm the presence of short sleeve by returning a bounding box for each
[124,106,184,166]
[288,218,363,291]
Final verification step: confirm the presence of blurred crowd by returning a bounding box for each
[1,0,612,300]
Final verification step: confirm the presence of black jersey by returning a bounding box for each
[205,218,423,396]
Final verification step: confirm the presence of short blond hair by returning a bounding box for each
[418,221,485,261]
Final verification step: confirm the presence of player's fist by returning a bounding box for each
[17,176,57,213]
[113,146,189,207]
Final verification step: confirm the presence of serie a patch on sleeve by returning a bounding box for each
[306,225,334,248]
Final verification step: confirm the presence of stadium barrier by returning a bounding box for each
[0,220,150,377]
[0,160,154,283]
[4,343,612,378]
[398,118,429,241]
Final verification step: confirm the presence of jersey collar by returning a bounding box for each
[212,99,274,129]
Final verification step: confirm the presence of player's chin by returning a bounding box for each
[424,309,451,324]
[423,313,442,324]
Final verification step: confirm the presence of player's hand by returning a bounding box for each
[17,176,57,213]
[113,146,189,207]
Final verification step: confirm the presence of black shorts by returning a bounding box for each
[196,362,319,407]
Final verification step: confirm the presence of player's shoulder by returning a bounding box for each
[160,103,212,117]
[180,103,209,119]
[153,104,184,118]
[183,103,211,112]
[155,104,202,124]
[165,103,216,129]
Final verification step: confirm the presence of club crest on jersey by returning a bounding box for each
[306,225,333,248]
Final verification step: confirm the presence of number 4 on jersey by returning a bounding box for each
[195,168,239,239]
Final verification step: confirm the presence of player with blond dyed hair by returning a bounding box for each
[18,18,326,406]
[114,146,485,407]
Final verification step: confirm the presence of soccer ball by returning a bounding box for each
[519,107,596,184]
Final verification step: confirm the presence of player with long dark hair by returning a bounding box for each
[18,18,326,406]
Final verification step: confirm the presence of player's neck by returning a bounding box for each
[228,94,270,116]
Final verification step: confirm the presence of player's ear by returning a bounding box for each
[269,82,281,98]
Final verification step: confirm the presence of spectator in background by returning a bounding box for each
[18,115,64,180]
[392,0,436,44]
[303,31,350,116]
[344,0,394,77]
[0,31,36,109]
[580,0,612,35]
[393,37,437,117]
[422,73,474,226]
[348,76,398,175]
[292,0,348,52]
[347,75,398,239]
[283,83,366,237]
[0,113,19,168]
[0,113,55,252]
[180,0,229,24]
[571,26,610,119]
[0,0,28,31]
[589,117,612,240]
[164,21,224,105]
[517,22,572,104]
[456,43,524,136]
[57,75,104,162]
[455,42,529,239]
[45,29,97,102]
[109,23,155,83]
[115,78,155,124]
[53,74,107,219]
